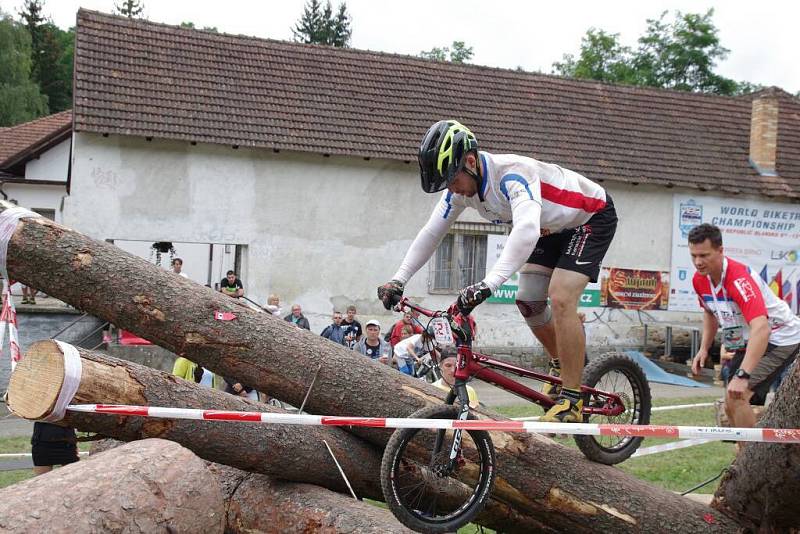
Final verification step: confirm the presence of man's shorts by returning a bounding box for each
[730,343,799,405]
[526,194,617,282]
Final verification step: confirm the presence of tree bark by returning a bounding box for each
[714,361,800,531]
[0,439,225,533]
[3,206,743,532]
[209,463,415,534]
[91,439,414,534]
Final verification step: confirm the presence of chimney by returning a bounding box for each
[749,94,779,176]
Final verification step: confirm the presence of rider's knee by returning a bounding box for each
[548,290,577,317]
[516,271,552,327]
[516,299,552,327]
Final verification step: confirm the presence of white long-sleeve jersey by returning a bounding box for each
[393,151,607,291]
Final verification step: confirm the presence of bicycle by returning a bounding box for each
[380,297,651,533]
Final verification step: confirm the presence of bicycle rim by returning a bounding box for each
[585,363,647,452]
[385,420,494,530]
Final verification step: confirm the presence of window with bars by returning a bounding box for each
[429,232,489,293]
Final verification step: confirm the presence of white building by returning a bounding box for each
[40,11,800,350]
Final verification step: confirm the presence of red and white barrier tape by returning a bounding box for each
[66,404,800,444]
[631,438,712,458]
[0,207,41,371]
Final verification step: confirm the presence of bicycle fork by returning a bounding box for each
[436,382,472,475]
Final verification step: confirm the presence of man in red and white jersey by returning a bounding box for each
[689,224,800,428]
[378,120,617,423]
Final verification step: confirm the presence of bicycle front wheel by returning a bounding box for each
[575,351,651,465]
[380,404,496,533]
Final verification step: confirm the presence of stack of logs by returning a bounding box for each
[2,203,798,532]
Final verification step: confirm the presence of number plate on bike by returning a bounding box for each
[429,317,454,345]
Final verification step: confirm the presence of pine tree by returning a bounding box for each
[292,0,351,47]
[114,0,144,18]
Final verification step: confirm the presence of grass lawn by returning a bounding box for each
[0,436,92,489]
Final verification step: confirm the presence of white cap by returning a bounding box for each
[365,319,381,329]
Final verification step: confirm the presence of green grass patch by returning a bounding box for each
[0,470,33,487]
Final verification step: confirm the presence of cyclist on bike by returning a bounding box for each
[379,120,617,422]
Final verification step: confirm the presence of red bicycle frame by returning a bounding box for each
[401,298,625,418]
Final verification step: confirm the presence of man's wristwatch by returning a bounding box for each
[734,368,751,380]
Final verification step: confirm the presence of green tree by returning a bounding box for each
[292,0,352,47]
[0,12,48,125]
[420,41,474,64]
[114,0,144,18]
[634,10,736,94]
[552,29,636,83]
[17,0,45,81]
[553,9,752,95]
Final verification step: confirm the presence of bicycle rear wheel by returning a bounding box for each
[575,351,651,465]
[380,404,496,533]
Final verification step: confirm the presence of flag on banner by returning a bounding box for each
[783,280,793,308]
[759,265,769,282]
[770,270,783,299]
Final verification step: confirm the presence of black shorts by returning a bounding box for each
[729,343,799,405]
[526,194,617,282]
[31,442,79,467]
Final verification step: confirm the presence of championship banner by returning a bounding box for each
[600,268,670,310]
[485,234,600,306]
[670,195,800,312]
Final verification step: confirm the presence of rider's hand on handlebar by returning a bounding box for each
[456,281,491,312]
[377,279,405,310]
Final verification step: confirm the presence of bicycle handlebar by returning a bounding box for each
[396,297,475,345]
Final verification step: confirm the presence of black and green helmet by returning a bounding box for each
[418,120,478,193]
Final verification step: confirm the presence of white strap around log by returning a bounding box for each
[41,341,83,422]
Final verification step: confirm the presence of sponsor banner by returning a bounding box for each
[485,234,599,306]
[670,195,800,312]
[600,268,670,310]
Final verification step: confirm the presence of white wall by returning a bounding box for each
[25,139,70,182]
[66,132,713,347]
[3,183,65,215]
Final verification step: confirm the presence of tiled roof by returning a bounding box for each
[0,111,73,169]
[73,10,800,198]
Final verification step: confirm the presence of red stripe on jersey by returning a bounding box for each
[540,183,606,213]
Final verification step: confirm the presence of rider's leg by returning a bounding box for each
[548,269,590,390]
[540,269,589,423]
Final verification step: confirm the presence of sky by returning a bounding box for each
[3,0,798,93]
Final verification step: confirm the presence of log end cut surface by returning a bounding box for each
[7,340,65,419]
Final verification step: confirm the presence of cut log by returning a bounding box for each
[0,438,225,533]
[8,341,547,533]
[3,205,743,531]
[209,463,415,534]
[714,361,800,530]
[8,340,384,499]
[90,439,414,533]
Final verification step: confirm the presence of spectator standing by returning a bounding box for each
[264,294,282,316]
[31,422,79,476]
[21,285,37,305]
[390,311,423,347]
[171,258,189,278]
[321,310,346,345]
[284,304,311,330]
[220,270,244,298]
[355,319,391,364]
[341,305,363,349]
